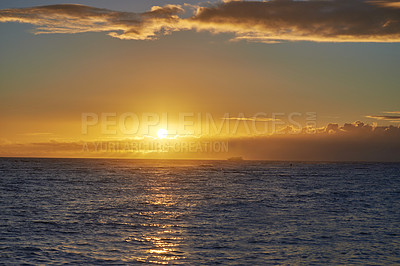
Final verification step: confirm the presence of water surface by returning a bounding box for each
[0,158,399,264]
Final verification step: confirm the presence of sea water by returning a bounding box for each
[0,158,399,264]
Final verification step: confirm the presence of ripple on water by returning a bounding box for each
[0,159,399,264]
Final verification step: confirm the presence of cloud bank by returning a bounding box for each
[1,0,400,42]
[1,122,399,161]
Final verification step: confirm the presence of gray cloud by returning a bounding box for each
[1,1,400,42]
[0,4,184,40]
[190,0,400,42]
[320,121,400,134]
[1,121,399,161]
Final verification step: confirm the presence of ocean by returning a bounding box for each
[0,158,399,265]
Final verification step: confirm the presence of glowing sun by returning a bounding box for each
[157,128,168,139]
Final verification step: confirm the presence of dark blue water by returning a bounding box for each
[0,158,399,265]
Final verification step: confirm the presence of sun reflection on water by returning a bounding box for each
[125,171,187,264]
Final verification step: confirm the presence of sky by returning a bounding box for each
[0,0,399,160]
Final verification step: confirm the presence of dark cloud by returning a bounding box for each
[191,0,400,42]
[0,4,184,40]
[227,121,400,161]
[1,122,399,161]
[1,1,400,42]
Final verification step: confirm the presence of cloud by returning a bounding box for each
[383,111,400,114]
[0,4,184,40]
[366,111,400,122]
[190,0,400,43]
[374,1,400,8]
[1,1,400,42]
[222,117,279,122]
[227,121,400,161]
[1,121,399,161]
[366,115,400,120]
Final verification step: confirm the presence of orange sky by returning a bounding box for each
[0,0,399,161]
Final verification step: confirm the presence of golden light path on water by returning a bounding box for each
[124,168,188,264]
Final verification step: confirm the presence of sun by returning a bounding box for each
[157,128,168,139]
